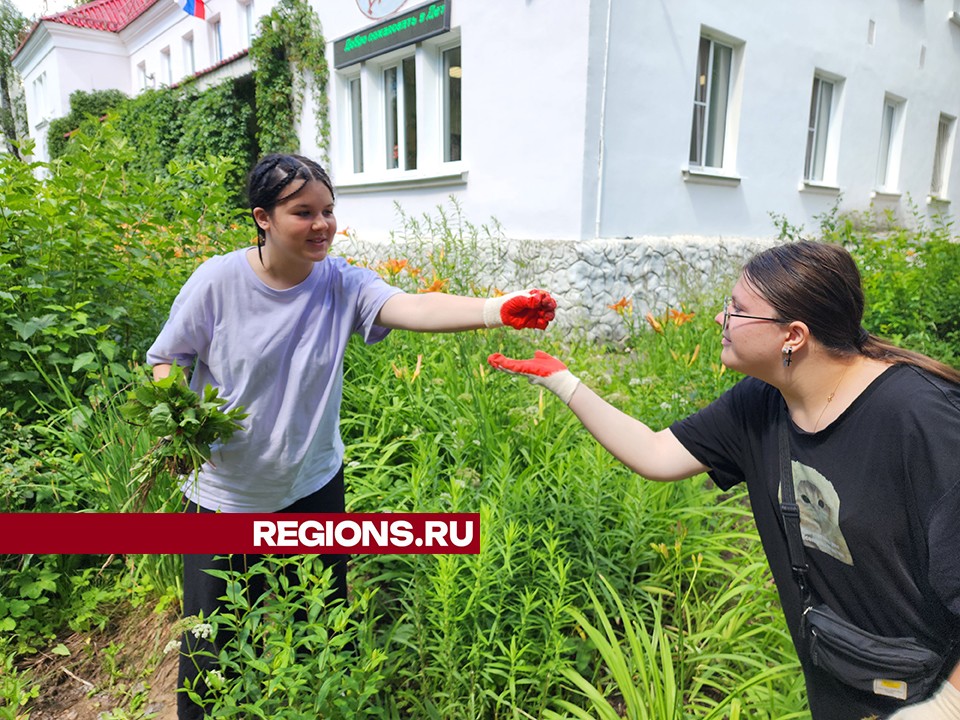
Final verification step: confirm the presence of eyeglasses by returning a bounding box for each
[721,297,784,332]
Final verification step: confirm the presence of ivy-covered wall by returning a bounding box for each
[48,77,258,202]
[46,0,328,200]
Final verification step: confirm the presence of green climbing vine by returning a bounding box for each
[250,0,329,156]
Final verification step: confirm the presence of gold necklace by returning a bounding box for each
[813,363,851,432]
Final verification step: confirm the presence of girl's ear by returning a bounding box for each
[253,207,271,231]
[782,320,812,354]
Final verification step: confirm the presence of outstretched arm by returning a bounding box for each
[569,382,710,481]
[488,351,708,482]
[376,289,556,332]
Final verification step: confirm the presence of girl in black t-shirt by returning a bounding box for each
[489,240,960,720]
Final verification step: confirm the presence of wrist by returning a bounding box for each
[542,370,580,405]
[483,292,526,328]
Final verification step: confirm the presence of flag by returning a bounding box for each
[176,0,206,18]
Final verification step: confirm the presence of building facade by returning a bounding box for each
[321,0,960,244]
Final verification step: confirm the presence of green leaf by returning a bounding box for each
[51,643,71,657]
[71,351,96,373]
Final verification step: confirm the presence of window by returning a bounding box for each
[137,61,149,91]
[384,57,417,170]
[349,77,364,173]
[689,35,733,169]
[160,47,172,86]
[183,32,195,75]
[238,0,255,45]
[334,38,461,181]
[210,17,223,64]
[931,113,956,198]
[804,75,837,183]
[875,95,905,191]
[442,46,461,162]
[32,72,48,124]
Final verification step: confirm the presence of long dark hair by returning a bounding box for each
[245,154,334,263]
[743,240,960,385]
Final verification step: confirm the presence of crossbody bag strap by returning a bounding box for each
[778,402,813,607]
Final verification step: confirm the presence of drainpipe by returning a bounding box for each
[594,0,613,240]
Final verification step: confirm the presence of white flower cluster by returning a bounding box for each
[191,622,213,639]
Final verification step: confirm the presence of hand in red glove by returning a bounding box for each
[487,350,580,404]
[483,289,557,330]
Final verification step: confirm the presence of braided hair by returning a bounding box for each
[245,154,334,264]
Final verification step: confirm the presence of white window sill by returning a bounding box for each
[949,11,960,28]
[799,180,841,195]
[870,190,901,201]
[927,194,951,205]
[337,166,468,194]
[681,167,741,187]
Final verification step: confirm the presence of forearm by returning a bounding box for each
[376,293,486,332]
[152,363,172,381]
[567,383,707,481]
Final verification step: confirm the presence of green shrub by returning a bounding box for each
[0,121,248,418]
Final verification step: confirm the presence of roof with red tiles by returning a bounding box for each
[41,0,160,33]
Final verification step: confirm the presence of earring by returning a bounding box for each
[782,347,793,368]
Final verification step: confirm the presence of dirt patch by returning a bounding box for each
[20,603,180,720]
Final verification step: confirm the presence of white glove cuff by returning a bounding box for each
[482,291,525,328]
[535,370,581,405]
[936,681,960,713]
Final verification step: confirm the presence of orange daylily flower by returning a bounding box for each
[336,226,351,236]
[608,297,633,316]
[668,308,695,326]
[418,275,449,293]
[379,258,408,276]
[645,312,664,334]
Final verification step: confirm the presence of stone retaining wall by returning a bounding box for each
[337,234,775,342]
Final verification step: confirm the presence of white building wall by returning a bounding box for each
[315,0,960,244]
[596,0,960,239]
[314,0,593,242]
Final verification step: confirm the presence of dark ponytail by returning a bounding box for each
[245,154,334,263]
[743,241,960,385]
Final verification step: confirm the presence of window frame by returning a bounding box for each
[930,113,956,200]
[875,94,906,194]
[209,16,224,64]
[346,72,364,174]
[802,71,845,189]
[440,44,462,164]
[683,28,744,184]
[333,32,466,191]
[183,32,196,76]
[32,72,48,126]
[160,46,172,86]
[238,0,255,46]
[137,61,149,91]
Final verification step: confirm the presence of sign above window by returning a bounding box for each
[334,0,450,69]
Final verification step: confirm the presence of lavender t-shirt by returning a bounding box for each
[147,248,403,512]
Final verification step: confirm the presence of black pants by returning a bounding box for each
[177,468,348,720]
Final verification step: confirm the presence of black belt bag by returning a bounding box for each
[801,603,944,701]
[777,407,948,703]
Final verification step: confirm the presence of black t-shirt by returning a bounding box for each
[671,363,960,719]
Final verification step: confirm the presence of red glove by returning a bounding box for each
[487,350,580,404]
[483,289,557,330]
